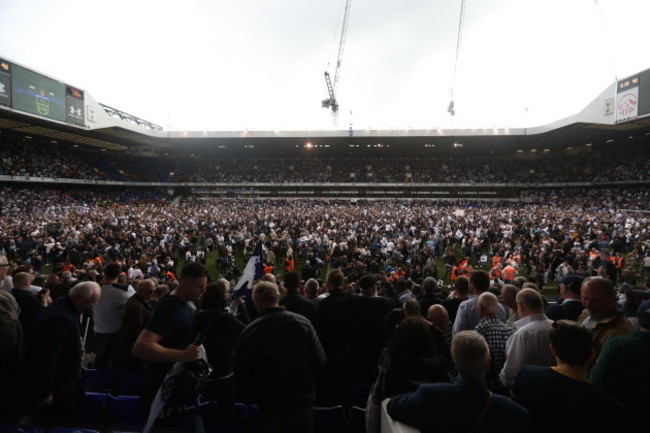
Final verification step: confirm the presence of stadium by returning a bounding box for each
[1,1,650,431]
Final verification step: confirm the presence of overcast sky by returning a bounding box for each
[1,0,649,131]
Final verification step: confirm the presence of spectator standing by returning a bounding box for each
[453,271,506,334]
[94,262,136,368]
[578,276,632,357]
[112,279,155,371]
[318,269,355,380]
[22,282,101,429]
[590,300,650,429]
[132,262,207,432]
[442,276,469,324]
[11,272,47,347]
[475,292,513,392]
[498,289,554,388]
[195,279,246,433]
[279,271,318,329]
[235,281,325,433]
[387,331,530,432]
[348,274,392,382]
[513,321,634,433]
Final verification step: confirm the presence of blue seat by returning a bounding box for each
[49,428,100,433]
[314,405,346,433]
[105,394,143,432]
[81,368,116,392]
[0,426,44,433]
[347,382,372,408]
[233,403,260,433]
[114,369,142,395]
[80,392,108,429]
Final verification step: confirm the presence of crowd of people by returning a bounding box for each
[1,252,648,432]
[2,186,650,285]
[1,138,649,184]
[1,145,649,432]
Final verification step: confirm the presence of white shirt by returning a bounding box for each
[94,283,135,334]
[498,313,555,387]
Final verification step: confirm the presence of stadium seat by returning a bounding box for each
[0,426,44,433]
[114,369,143,395]
[79,392,109,429]
[105,394,143,432]
[235,403,260,433]
[315,381,345,407]
[313,405,346,433]
[49,428,100,433]
[81,368,116,392]
[348,405,367,433]
[347,382,372,408]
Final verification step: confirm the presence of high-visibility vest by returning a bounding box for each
[491,267,501,279]
[503,266,516,281]
[616,257,624,268]
[461,264,472,277]
[285,259,295,272]
[264,265,274,274]
[451,266,460,280]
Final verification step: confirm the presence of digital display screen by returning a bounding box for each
[617,68,650,122]
[0,59,11,107]
[66,85,85,126]
[11,63,66,122]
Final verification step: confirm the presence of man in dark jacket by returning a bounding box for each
[317,269,354,380]
[349,274,392,381]
[279,271,318,329]
[235,280,326,433]
[22,281,101,428]
[387,331,530,433]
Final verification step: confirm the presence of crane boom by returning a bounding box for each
[322,0,351,121]
[332,0,351,90]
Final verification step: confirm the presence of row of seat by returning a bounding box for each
[82,369,374,408]
[2,405,367,433]
[81,369,142,396]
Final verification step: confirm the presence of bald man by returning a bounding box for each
[578,277,632,356]
[23,281,101,428]
[427,304,452,347]
[499,289,554,388]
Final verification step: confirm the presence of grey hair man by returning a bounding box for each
[22,281,101,428]
[235,281,325,433]
[387,331,530,432]
[498,289,554,388]
[475,291,513,388]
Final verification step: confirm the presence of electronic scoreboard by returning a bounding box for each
[0,58,85,127]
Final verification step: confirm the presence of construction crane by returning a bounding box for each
[322,0,352,124]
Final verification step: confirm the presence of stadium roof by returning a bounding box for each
[2,104,650,158]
